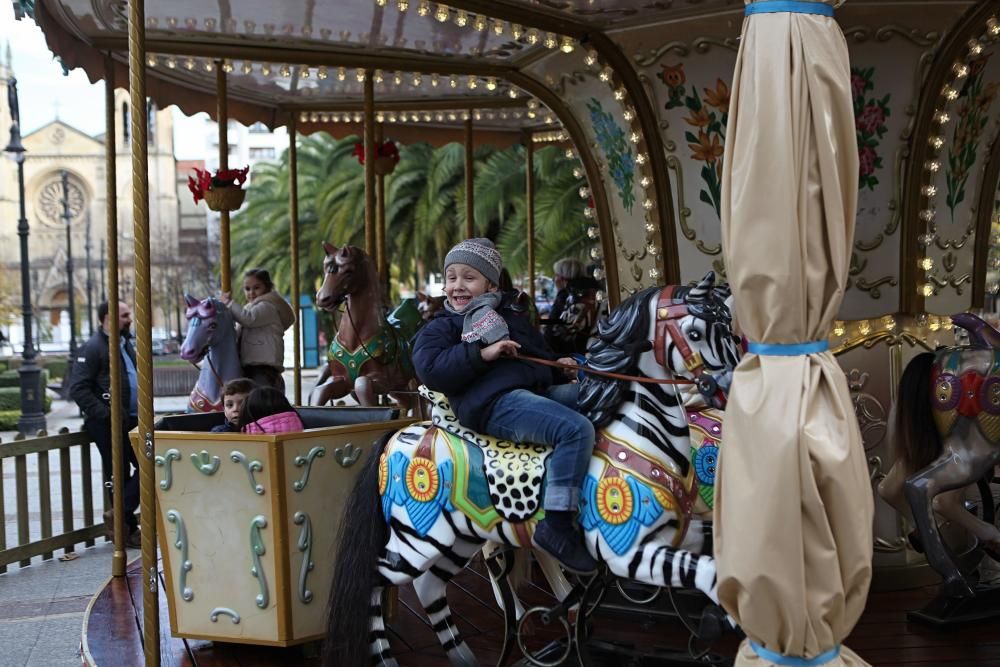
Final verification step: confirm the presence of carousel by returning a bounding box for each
[9,0,1000,665]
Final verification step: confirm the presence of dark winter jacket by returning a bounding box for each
[210,421,238,433]
[412,293,560,432]
[68,327,136,423]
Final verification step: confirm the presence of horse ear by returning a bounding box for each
[322,241,338,256]
[688,272,716,301]
[416,291,427,302]
[184,294,200,308]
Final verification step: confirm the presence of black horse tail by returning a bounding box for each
[322,432,391,667]
[895,352,942,474]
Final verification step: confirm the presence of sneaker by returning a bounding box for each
[533,519,598,575]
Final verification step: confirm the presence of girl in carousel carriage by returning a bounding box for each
[412,237,599,573]
[220,268,295,392]
[237,386,304,434]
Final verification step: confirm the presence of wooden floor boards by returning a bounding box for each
[83,558,1000,666]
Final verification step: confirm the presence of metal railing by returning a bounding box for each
[0,428,108,572]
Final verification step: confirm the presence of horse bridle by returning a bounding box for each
[653,286,728,409]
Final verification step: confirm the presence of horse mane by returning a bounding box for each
[894,351,941,473]
[578,286,658,428]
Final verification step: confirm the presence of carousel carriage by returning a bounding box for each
[7,0,1000,666]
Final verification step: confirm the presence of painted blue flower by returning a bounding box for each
[694,445,718,486]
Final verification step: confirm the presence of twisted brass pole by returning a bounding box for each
[525,132,535,302]
[363,70,376,257]
[464,117,474,239]
[217,65,231,293]
[288,116,301,405]
[103,54,125,578]
[375,123,387,290]
[126,1,159,664]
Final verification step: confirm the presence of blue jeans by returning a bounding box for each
[483,384,595,511]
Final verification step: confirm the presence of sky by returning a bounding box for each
[1,3,206,159]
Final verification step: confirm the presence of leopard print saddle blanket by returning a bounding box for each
[418,385,551,523]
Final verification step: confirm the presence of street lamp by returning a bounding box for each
[4,77,46,434]
[60,170,78,367]
[85,211,94,336]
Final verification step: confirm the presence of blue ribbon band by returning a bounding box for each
[745,1,835,17]
[746,339,830,356]
[750,641,841,666]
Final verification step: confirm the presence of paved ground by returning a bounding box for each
[0,370,322,666]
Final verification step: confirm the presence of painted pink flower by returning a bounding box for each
[859,145,877,177]
[856,103,885,135]
[851,73,866,99]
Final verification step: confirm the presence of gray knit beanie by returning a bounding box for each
[443,238,502,286]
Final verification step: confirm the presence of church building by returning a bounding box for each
[0,48,209,351]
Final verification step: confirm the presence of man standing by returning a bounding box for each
[69,301,140,548]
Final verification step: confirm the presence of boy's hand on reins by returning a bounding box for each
[481,340,520,362]
[555,357,579,380]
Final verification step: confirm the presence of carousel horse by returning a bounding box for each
[325,272,743,667]
[179,294,243,412]
[416,292,446,321]
[888,313,1000,598]
[546,278,604,356]
[311,242,420,415]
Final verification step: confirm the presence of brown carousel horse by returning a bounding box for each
[311,242,420,414]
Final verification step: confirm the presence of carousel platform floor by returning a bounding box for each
[82,556,1000,667]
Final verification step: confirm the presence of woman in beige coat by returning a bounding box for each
[221,268,295,391]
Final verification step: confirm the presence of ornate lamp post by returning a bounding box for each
[4,77,46,434]
[60,170,78,365]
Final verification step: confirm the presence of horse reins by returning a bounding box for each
[518,354,695,386]
[190,355,226,389]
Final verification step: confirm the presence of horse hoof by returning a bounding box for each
[696,604,725,642]
[944,575,975,599]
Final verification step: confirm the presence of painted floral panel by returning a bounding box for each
[945,51,998,222]
[586,98,635,213]
[851,67,891,192]
[658,63,729,219]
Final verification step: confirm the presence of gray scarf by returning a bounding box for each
[444,292,509,345]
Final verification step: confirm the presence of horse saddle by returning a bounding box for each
[418,385,551,524]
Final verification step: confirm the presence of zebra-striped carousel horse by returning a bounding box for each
[324,273,742,667]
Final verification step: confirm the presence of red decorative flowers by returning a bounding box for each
[352,140,400,166]
[187,166,250,204]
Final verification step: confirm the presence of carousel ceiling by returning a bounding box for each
[27,0,755,132]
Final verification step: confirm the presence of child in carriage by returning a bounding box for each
[238,386,304,434]
[412,238,598,574]
[220,268,295,392]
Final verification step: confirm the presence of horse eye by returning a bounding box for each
[687,329,702,342]
[328,265,338,274]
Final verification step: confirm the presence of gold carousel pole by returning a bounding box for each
[375,123,388,291]
[126,0,159,663]
[363,70,376,257]
[288,116,301,405]
[464,116,474,238]
[217,64,231,293]
[103,54,125,578]
[525,131,535,302]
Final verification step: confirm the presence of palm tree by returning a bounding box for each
[231,133,589,297]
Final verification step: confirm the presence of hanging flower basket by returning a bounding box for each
[353,140,401,176]
[203,185,247,211]
[188,166,250,211]
[373,155,398,176]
